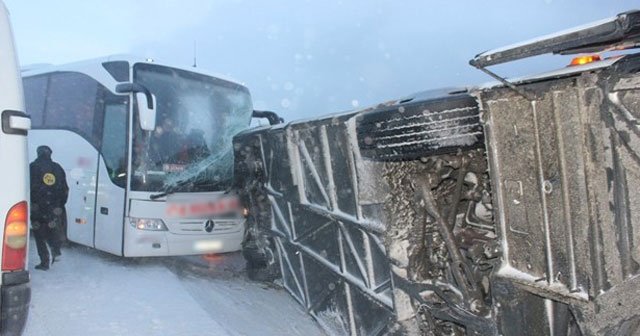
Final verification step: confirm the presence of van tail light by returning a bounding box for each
[2,201,28,271]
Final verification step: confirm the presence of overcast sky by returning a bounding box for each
[4,1,637,121]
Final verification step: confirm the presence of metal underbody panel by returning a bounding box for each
[480,54,640,335]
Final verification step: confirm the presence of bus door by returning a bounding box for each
[94,98,128,255]
[57,129,98,248]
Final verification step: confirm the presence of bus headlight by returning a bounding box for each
[130,217,168,231]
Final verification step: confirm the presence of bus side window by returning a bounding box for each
[44,72,98,144]
[22,75,48,127]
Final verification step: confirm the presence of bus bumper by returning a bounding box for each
[123,225,244,257]
[1,271,30,335]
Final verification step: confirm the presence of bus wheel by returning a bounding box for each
[242,233,280,282]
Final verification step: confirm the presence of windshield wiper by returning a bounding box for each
[190,179,231,192]
[149,179,193,200]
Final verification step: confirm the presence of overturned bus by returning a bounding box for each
[234,10,640,336]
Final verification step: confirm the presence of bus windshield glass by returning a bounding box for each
[131,63,252,193]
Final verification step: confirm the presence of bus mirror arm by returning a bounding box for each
[115,83,157,132]
[252,110,284,125]
[115,83,153,109]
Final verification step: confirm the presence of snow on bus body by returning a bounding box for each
[0,0,31,334]
[22,55,251,257]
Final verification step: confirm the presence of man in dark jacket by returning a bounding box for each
[30,145,68,271]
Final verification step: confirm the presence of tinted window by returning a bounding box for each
[44,72,100,145]
[22,76,47,126]
[102,61,130,82]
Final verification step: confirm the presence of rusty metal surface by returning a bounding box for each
[479,55,640,335]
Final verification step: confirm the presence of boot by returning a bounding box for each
[35,262,49,271]
[52,249,61,264]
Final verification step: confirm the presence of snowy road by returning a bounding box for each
[23,239,325,336]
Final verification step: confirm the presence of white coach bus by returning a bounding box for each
[22,56,252,257]
[0,0,30,333]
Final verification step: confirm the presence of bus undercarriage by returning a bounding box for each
[234,10,640,335]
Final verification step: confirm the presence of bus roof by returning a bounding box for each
[21,54,247,91]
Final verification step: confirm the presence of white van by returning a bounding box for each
[0,1,31,334]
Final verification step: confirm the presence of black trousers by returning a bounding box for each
[32,215,62,265]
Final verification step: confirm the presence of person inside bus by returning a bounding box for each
[150,117,182,166]
[184,128,210,161]
[30,145,69,271]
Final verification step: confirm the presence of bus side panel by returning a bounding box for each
[29,130,98,248]
[93,156,125,255]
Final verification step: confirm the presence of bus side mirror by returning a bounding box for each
[115,83,156,131]
[136,92,156,132]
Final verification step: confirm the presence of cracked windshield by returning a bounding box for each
[2,1,638,336]
[131,63,252,192]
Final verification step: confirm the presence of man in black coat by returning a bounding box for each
[30,145,68,271]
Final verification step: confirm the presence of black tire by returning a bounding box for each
[246,261,280,282]
[243,235,280,282]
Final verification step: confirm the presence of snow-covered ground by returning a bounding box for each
[23,239,325,336]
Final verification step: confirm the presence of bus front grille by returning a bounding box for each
[175,219,243,235]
